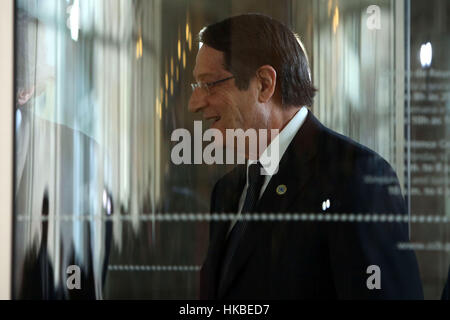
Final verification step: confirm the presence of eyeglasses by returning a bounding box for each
[191,76,234,95]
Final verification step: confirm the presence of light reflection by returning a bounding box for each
[188,32,192,51]
[16,109,22,131]
[186,23,189,41]
[136,35,143,59]
[178,39,181,59]
[328,0,333,17]
[332,6,339,34]
[67,0,80,42]
[102,190,107,209]
[106,198,112,215]
[157,96,162,119]
[420,42,432,68]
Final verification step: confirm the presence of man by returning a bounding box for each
[15,9,111,299]
[188,14,423,299]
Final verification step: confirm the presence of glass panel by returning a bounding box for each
[308,0,404,175]
[409,0,450,299]
[13,0,449,299]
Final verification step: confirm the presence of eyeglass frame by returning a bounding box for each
[190,76,235,95]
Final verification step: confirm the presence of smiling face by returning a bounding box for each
[189,45,269,148]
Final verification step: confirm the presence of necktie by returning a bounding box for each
[218,162,265,292]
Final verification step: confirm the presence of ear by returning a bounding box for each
[256,65,277,103]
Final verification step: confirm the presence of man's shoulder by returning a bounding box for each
[318,123,393,171]
[297,111,390,169]
[310,119,405,212]
[320,124,375,156]
[295,120,400,193]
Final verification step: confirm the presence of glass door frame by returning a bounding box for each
[0,0,14,300]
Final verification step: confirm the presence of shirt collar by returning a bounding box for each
[248,106,309,176]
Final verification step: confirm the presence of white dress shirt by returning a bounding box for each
[227,106,309,235]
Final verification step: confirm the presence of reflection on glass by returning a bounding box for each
[13,0,449,299]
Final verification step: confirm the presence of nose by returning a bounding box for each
[188,89,207,113]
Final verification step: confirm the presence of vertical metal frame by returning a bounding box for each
[0,0,13,300]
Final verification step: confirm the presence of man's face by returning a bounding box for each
[189,45,266,147]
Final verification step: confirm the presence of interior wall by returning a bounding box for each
[0,0,13,300]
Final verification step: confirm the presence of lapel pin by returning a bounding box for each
[276,184,287,195]
[322,199,331,211]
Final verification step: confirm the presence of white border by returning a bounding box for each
[0,0,13,300]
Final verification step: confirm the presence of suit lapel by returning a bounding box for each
[202,164,246,299]
[217,111,323,299]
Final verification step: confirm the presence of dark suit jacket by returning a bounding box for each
[200,111,423,300]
